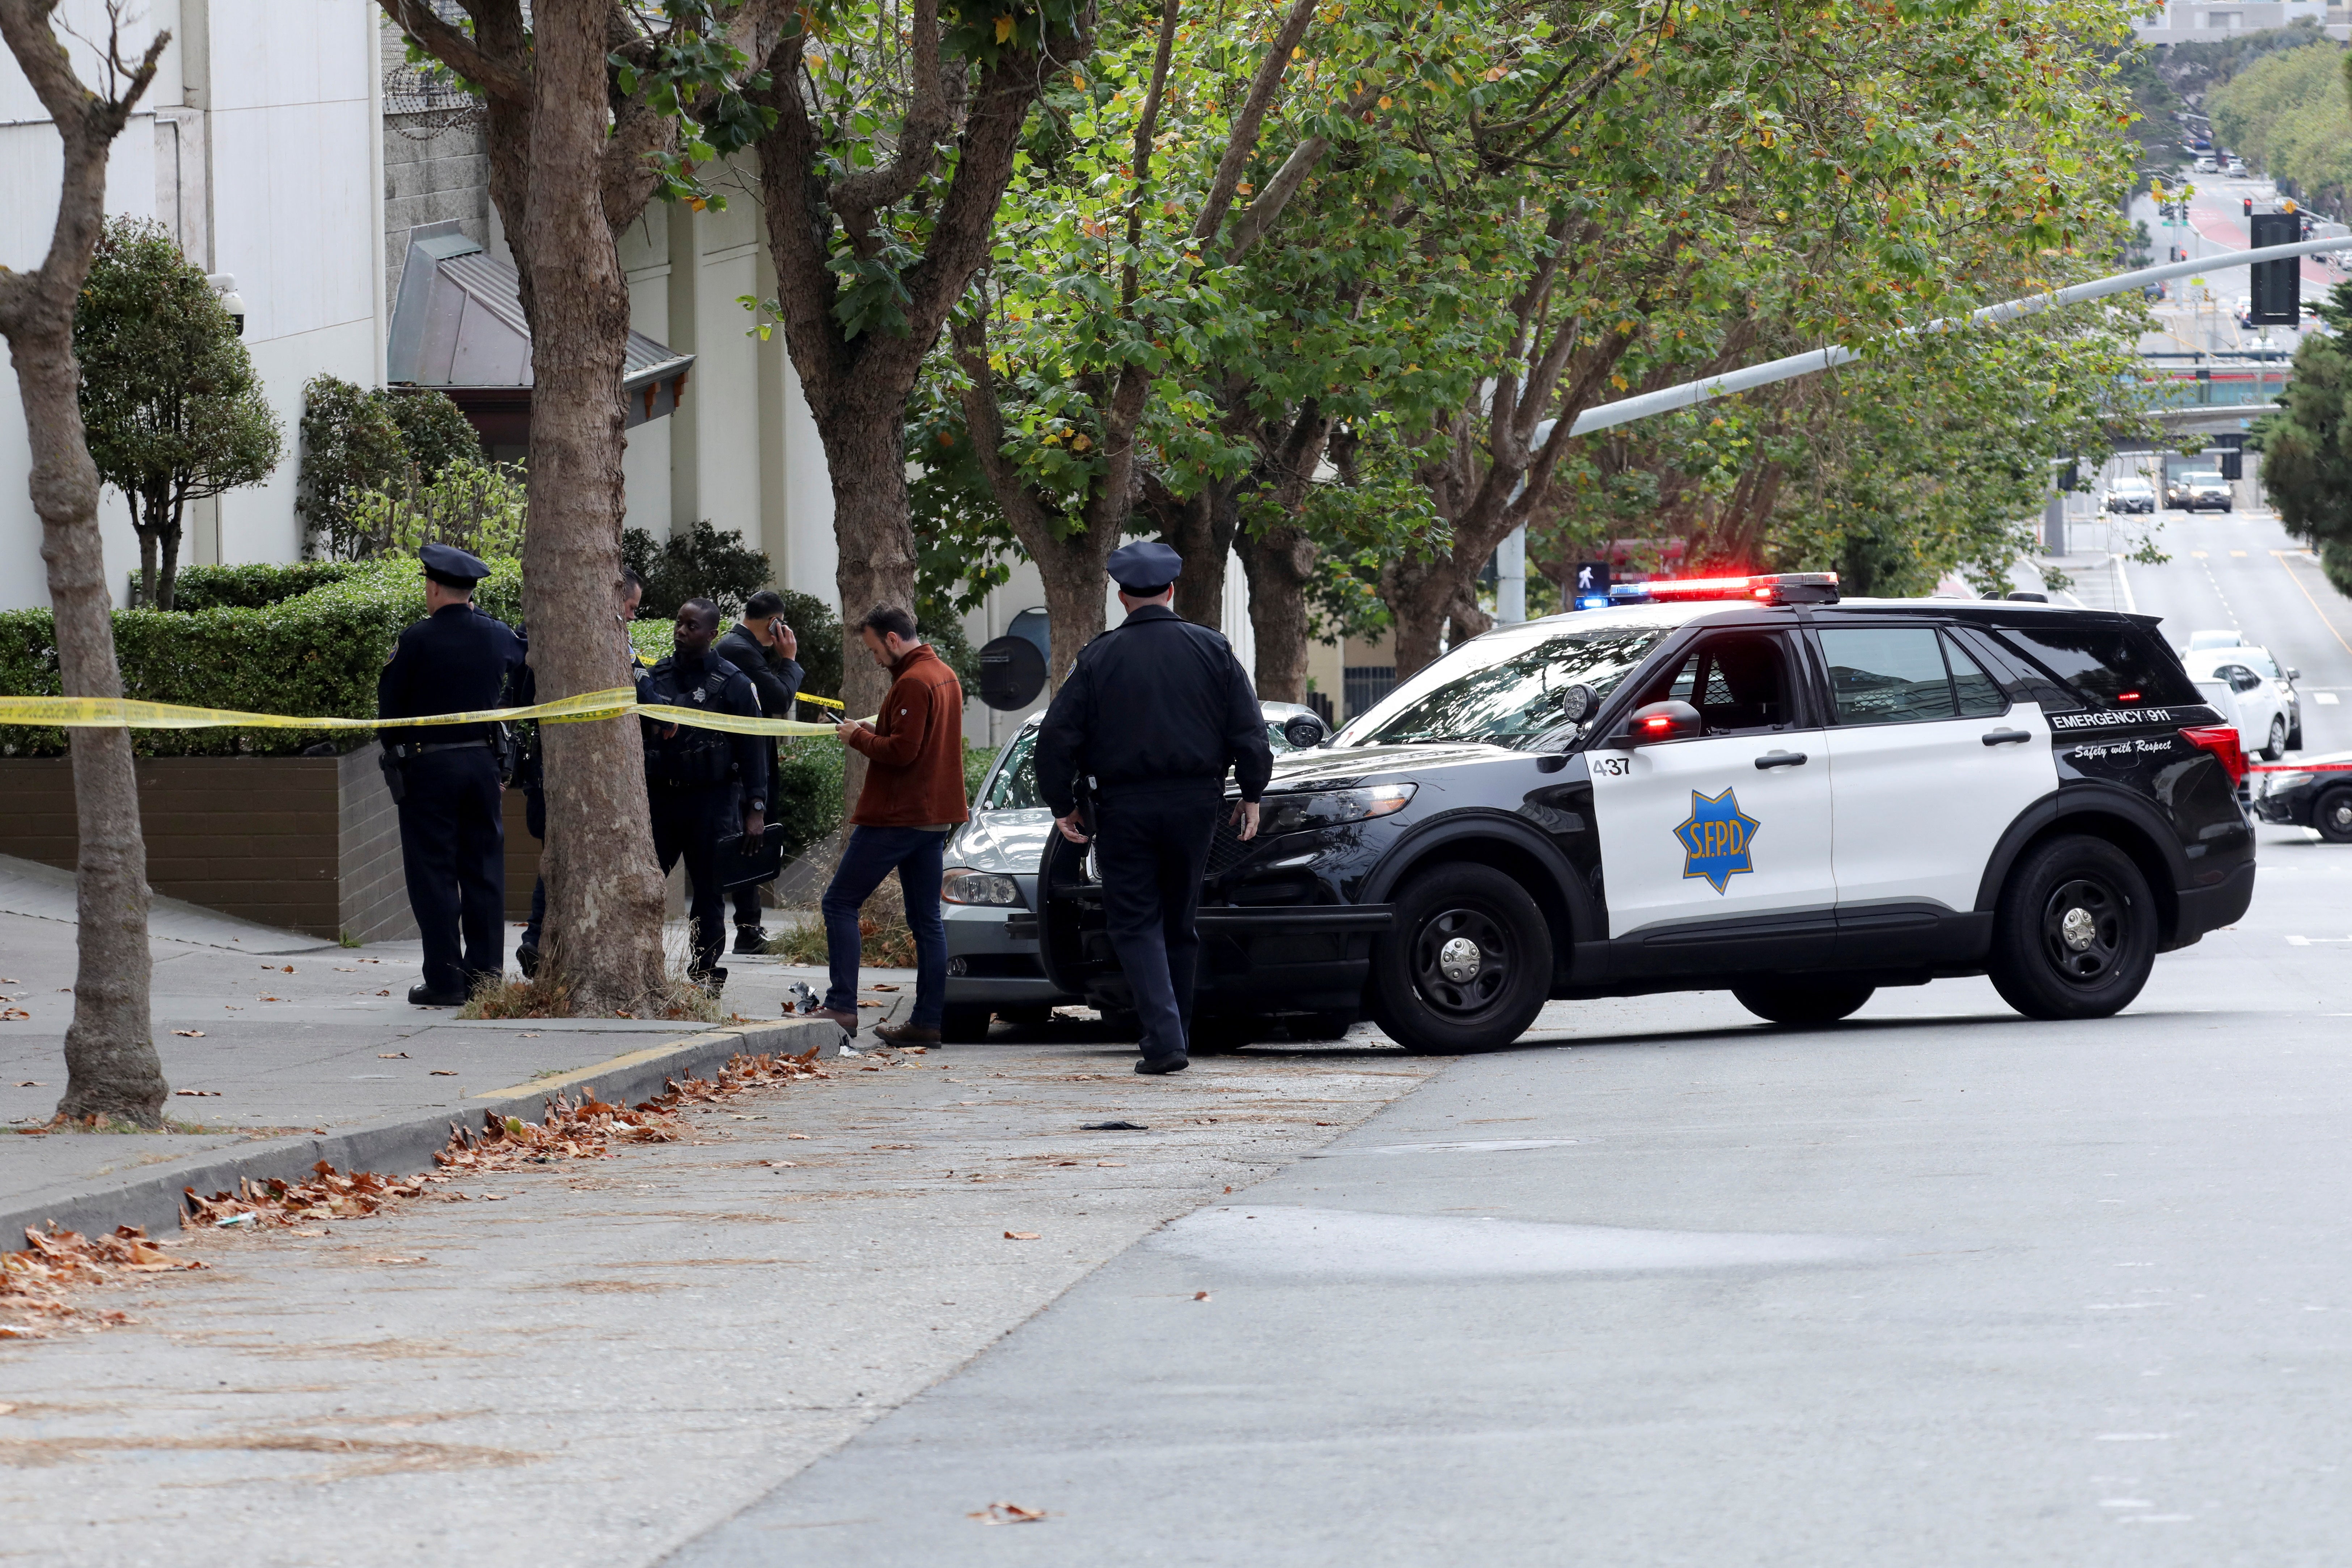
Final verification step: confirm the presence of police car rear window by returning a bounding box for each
[1989,624,2199,710]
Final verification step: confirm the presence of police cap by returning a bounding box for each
[1107,540,1182,593]
[420,541,493,588]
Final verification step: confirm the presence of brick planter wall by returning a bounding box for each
[0,744,541,942]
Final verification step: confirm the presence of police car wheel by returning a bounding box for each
[2261,716,2287,762]
[939,1005,995,1044]
[1987,836,2157,1021]
[1371,865,1552,1053]
[2314,787,2352,844]
[1730,979,1874,1027]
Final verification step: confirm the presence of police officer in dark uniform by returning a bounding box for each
[638,596,769,991]
[714,588,802,953]
[377,543,526,1007]
[1033,542,1273,1074]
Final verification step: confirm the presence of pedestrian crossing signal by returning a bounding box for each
[1573,561,1611,610]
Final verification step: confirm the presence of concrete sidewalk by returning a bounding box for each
[0,854,896,1239]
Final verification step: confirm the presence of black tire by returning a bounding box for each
[2289,718,2305,752]
[1986,835,2158,1021]
[939,1004,995,1044]
[1369,864,1552,1053]
[2262,715,2287,762]
[1731,979,1874,1026]
[2315,787,2352,845]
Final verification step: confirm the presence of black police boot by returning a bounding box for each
[516,943,541,979]
[692,966,728,999]
[732,925,770,955]
[1134,1055,1190,1075]
[407,982,468,1007]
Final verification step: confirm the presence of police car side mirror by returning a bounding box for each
[1623,699,1702,746]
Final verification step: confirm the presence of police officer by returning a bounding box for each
[639,596,769,991]
[714,588,802,954]
[1033,542,1273,1074]
[377,543,526,1007]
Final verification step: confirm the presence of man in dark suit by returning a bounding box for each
[1033,542,1272,1074]
[714,589,803,953]
[377,543,526,1007]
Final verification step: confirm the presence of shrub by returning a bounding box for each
[146,561,367,611]
[0,555,522,757]
[623,522,773,618]
[350,457,528,561]
[299,376,481,559]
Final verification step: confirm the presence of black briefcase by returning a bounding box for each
[714,822,787,891]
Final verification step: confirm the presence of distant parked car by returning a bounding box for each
[2180,633,2302,750]
[2104,476,2156,514]
[2185,650,2292,760]
[2225,155,2248,176]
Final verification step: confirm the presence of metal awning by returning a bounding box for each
[386,224,693,439]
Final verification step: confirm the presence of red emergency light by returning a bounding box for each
[1609,571,1841,607]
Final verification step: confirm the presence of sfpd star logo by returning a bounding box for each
[1675,787,1761,893]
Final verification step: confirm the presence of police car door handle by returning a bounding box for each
[1981,728,2033,746]
[1753,750,1808,770]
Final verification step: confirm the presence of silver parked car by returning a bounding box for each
[940,700,1331,1041]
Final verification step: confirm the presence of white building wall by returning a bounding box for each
[0,0,382,610]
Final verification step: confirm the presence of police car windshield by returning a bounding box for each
[1337,622,1671,751]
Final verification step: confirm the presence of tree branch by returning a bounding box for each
[829,0,951,253]
[1189,0,1318,250]
[1120,0,1181,310]
[379,0,529,101]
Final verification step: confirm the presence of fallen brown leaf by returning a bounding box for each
[378,1052,410,1060]
[429,1070,458,1077]
[871,984,901,992]
[787,1133,810,1140]
[173,1090,221,1098]
[0,1009,28,1022]
[1004,1231,1040,1241]
[1194,1291,1210,1301]
[969,1502,1048,1525]
[14,1081,42,1088]
[856,1001,883,1009]
[366,1256,427,1265]
[172,1030,205,1038]
[872,1143,915,1151]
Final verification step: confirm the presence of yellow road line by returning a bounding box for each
[2273,550,2352,659]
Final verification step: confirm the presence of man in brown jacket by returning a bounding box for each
[815,605,968,1042]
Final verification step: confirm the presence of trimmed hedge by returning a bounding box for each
[141,560,368,612]
[1,556,522,757]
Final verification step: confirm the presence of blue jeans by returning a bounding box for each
[822,826,946,1027]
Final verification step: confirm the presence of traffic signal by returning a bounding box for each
[1572,562,1611,610]
[2216,436,2245,480]
[2245,197,2255,219]
[2249,211,2301,326]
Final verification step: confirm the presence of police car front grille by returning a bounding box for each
[1204,815,1254,879]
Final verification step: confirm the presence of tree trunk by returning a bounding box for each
[134,507,156,608]
[520,0,667,1012]
[818,404,915,803]
[1162,481,1240,630]
[0,3,171,1125]
[1032,527,1120,690]
[157,491,185,610]
[1235,521,1316,702]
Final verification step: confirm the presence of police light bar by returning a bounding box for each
[1608,572,1840,607]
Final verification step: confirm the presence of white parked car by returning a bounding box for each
[2185,650,2292,759]
[2181,633,2302,749]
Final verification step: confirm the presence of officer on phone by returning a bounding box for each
[1033,541,1272,1074]
[377,543,525,1007]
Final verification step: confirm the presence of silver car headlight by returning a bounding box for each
[1252,783,1418,838]
[942,868,1024,907]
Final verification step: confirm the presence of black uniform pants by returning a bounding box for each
[651,784,738,978]
[731,737,778,930]
[1093,782,1222,1065]
[396,747,507,996]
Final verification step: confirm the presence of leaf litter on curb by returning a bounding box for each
[3,1224,202,1337]
[970,1502,1049,1525]
[8,1047,832,1342]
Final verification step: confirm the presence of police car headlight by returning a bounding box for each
[1254,783,1417,838]
[942,868,1024,907]
[2264,771,2311,794]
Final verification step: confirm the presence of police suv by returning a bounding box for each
[1038,575,2257,1052]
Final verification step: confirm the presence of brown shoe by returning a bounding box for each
[875,1021,942,1046]
[813,1007,860,1035]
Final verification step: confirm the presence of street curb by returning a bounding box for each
[3,1018,839,1245]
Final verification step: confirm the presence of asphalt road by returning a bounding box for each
[2065,498,2352,757]
[666,825,2352,1566]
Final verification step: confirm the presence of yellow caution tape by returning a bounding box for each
[0,688,847,738]
[798,692,845,711]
